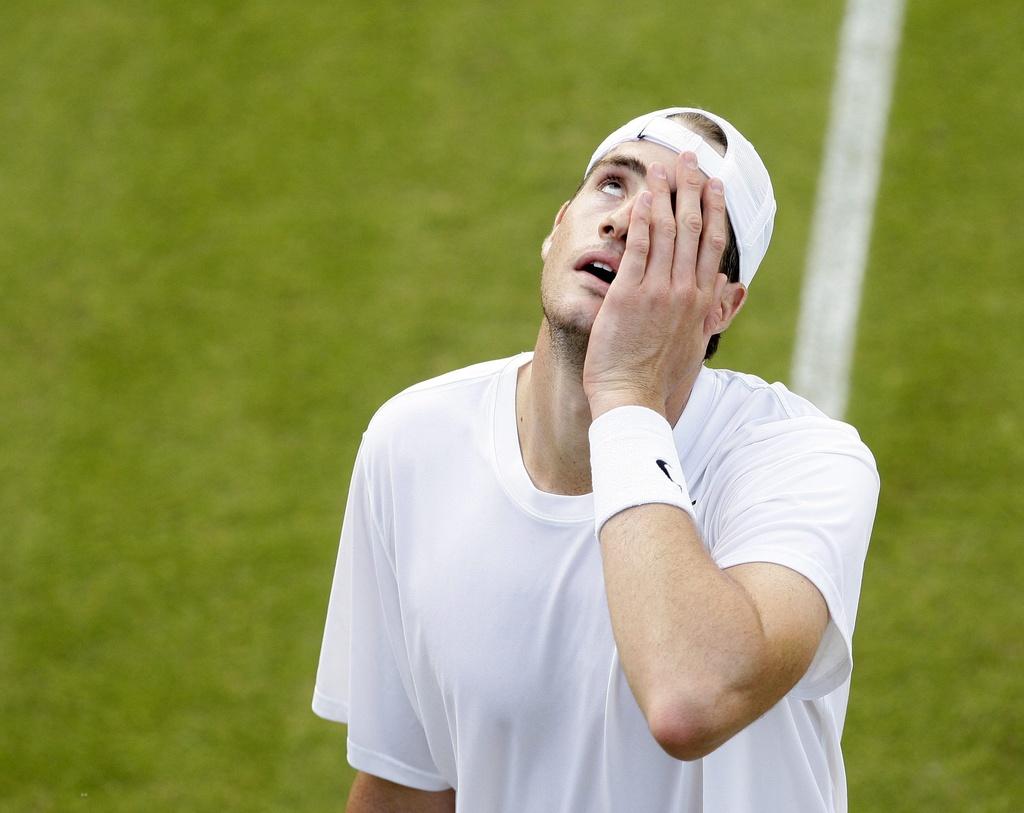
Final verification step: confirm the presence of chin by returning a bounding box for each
[541,300,595,339]
[540,303,595,367]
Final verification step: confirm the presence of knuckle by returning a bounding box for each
[683,212,703,235]
[631,235,650,255]
[656,216,677,236]
[708,231,727,252]
[650,281,673,302]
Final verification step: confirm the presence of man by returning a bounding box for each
[313,107,879,812]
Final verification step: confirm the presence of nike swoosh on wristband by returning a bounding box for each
[655,459,683,493]
[656,459,697,505]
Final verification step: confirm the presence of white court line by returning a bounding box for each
[790,0,906,419]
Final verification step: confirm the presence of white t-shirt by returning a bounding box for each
[313,353,879,812]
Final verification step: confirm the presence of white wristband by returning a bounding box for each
[589,405,694,537]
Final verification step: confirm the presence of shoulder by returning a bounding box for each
[702,365,834,423]
[699,366,879,491]
[361,353,526,454]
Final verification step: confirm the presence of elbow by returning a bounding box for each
[644,692,732,762]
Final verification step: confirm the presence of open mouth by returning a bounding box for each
[582,261,616,285]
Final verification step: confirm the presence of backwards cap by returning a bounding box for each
[585,107,776,286]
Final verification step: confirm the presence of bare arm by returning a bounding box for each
[583,152,829,759]
[346,772,456,813]
[600,504,827,760]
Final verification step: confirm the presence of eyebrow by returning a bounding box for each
[587,154,649,183]
[584,153,677,209]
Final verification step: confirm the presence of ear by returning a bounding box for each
[541,201,572,260]
[703,281,747,337]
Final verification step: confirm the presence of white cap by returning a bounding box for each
[585,107,776,286]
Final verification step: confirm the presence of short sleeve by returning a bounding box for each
[710,422,879,699]
[312,437,450,791]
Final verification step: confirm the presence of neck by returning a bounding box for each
[516,320,594,494]
[516,318,699,496]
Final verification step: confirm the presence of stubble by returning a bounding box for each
[540,304,591,375]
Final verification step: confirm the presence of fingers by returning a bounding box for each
[618,155,676,289]
[695,177,728,292]
[615,191,652,286]
[672,152,729,297]
[618,153,728,298]
[672,152,705,287]
[643,162,677,285]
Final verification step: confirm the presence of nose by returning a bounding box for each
[599,196,633,241]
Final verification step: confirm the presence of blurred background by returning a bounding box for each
[2,0,1021,809]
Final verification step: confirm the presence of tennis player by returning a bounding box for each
[313,107,879,812]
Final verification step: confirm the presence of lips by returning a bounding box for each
[575,251,621,285]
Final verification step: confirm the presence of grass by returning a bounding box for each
[843,1,1024,809]
[1,0,1020,809]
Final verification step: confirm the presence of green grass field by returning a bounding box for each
[2,1,1021,810]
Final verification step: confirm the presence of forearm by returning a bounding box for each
[599,503,777,759]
